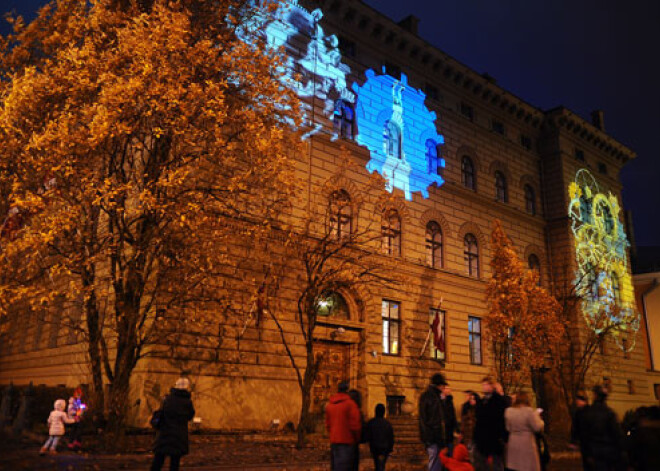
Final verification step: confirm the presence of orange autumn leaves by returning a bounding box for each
[486,221,564,393]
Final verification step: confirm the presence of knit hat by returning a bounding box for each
[431,373,448,386]
[54,399,66,411]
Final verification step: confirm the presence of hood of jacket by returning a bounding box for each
[453,444,470,462]
[329,392,352,404]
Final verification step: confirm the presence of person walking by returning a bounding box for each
[504,392,544,471]
[151,378,195,471]
[419,373,450,471]
[326,381,362,471]
[581,385,626,471]
[40,399,75,455]
[460,391,480,457]
[365,403,394,471]
[569,392,592,471]
[472,377,507,471]
[348,389,366,471]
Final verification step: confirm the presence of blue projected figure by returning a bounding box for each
[352,69,445,200]
[239,1,355,140]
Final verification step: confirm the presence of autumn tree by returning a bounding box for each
[548,261,636,417]
[485,220,564,394]
[254,157,401,447]
[0,0,302,436]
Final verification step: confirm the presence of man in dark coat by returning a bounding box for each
[569,393,592,471]
[419,373,450,471]
[627,406,660,471]
[581,385,626,471]
[472,376,507,471]
[325,381,362,471]
[151,378,195,471]
[365,403,394,471]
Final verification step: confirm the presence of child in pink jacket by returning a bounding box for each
[40,399,74,455]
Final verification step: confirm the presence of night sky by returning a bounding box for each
[2,0,659,246]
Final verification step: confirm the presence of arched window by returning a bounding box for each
[425,221,443,268]
[611,272,621,304]
[495,171,508,202]
[382,209,401,256]
[383,121,402,159]
[524,185,536,215]
[316,291,350,320]
[328,190,352,239]
[426,139,442,176]
[333,100,355,140]
[528,254,541,285]
[464,233,479,277]
[462,156,475,190]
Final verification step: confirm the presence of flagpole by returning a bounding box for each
[419,297,443,359]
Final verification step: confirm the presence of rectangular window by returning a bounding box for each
[598,162,608,175]
[468,316,482,365]
[520,134,532,150]
[425,83,439,101]
[492,120,505,135]
[460,103,474,121]
[575,148,585,161]
[382,300,401,355]
[429,308,446,362]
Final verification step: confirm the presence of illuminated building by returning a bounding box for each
[1,0,658,429]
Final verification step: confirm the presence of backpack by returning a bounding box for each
[150,409,163,429]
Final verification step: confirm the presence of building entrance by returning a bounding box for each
[311,341,351,417]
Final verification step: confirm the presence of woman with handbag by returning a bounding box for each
[150,378,195,471]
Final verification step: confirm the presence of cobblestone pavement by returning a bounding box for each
[0,433,584,470]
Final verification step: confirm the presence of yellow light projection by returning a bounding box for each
[568,169,639,350]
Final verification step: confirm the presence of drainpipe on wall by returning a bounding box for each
[642,278,659,371]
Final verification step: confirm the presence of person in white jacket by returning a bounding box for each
[40,399,75,455]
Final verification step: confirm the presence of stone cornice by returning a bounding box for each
[305,0,636,162]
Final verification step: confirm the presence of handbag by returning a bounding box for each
[150,409,163,429]
[536,433,551,469]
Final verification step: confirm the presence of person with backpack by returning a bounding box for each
[150,378,195,471]
[365,403,394,471]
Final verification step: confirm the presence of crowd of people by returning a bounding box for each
[34,374,660,471]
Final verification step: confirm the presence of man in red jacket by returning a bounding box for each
[325,381,362,471]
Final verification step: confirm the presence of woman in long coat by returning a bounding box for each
[504,392,544,471]
[151,378,195,471]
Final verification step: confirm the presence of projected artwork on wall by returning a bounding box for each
[568,169,639,350]
[240,0,354,139]
[241,1,445,199]
[352,70,445,200]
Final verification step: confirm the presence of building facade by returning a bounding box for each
[1,0,658,429]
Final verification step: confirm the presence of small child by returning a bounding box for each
[40,399,74,455]
[439,443,474,471]
[66,396,83,450]
[364,404,394,471]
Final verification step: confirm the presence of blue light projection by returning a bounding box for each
[239,1,354,139]
[238,1,446,199]
[352,69,445,200]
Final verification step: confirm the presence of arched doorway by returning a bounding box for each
[310,290,363,427]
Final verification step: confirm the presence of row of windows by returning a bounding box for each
[329,191,542,279]
[333,102,538,215]
[381,300,483,365]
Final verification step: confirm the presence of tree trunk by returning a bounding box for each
[83,275,105,416]
[296,346,318,449]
